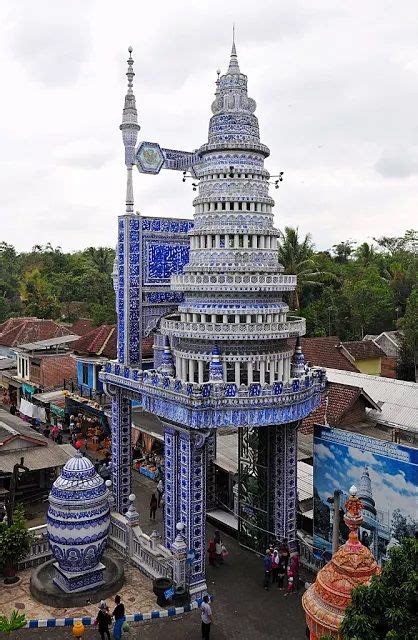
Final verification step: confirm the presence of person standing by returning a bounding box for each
[277,557,286,589]
[95,601,111,640]
[149,493,157,521]
[279,538,290,570]
[157,478,164,507]
[271,549,280,583]
[214,530,223,565]
[112,595,125,640]
[290,551,300,591]
[200,594,212,640]
[263,549,272,590]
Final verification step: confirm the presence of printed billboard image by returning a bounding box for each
[313,425,417,563]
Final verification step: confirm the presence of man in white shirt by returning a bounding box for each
[157,478,164,507]
[200,594,212,639]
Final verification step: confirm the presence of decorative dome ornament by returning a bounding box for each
[208,345,224,383]
[47,451,110,593]
[302,486,380,640]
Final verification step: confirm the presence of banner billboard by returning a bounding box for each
[313,425,417,563]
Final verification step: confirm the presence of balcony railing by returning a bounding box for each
[160,317,305,340]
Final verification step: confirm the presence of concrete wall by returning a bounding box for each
[354,357,382,376]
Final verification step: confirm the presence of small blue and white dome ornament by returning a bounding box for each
[47,451,110,593]
[209,345,224,383]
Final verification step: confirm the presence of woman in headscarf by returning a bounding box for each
[95,600,111,640]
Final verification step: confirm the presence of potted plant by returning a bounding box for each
[0,505,33,584]
[0,610,27,638]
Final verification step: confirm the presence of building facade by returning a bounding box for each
[101,43,326,596]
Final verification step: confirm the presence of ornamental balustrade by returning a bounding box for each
[19,524,51,570]
[103,362,325,406]
[160,317,305,340]
[171,272,297,291]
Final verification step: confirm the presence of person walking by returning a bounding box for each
[271,549,280,583]
[95,601,111,640]
[200,594,212,640]
[149,493,157,521]
[157,478,164,507]
[207,539,216,567]
[112,595,125,640]
[285,564,294,596]
[214,530,223,565]
[263,549,272,590]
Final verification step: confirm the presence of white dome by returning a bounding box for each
[63,451,93,472]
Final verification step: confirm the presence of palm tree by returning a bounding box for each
[85,247,114,274]
[278,227,335,310]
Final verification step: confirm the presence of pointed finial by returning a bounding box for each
[228,28,240,73]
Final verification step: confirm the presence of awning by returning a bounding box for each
[0,443,76,474]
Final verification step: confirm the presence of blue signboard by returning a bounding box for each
[164,586,175,600]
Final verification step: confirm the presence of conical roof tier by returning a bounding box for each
[302,486,380,640]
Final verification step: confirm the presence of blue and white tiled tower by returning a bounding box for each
[102,41,326,597]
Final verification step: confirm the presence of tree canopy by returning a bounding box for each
[340,537,418,640]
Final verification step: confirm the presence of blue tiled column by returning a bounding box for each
[206,431,217,511]
[164,425,178,549]
[272,422,299,550]
[117,214,141,366]
[179,430,207,598]
[111,388,132,514]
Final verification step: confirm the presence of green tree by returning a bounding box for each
[278,227,335,310]
[20,268,61,319]
[397,288,418,381]
[84,247,115,275]
[0,611,27,638]
[332,240,356,263]
[340,538,418,640]
[343,267,396,338]
[0,505,33,579]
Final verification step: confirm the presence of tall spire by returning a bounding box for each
[228,27,240,73]
[119,47,140,214]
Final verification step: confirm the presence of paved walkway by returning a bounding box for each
[14,473,308,639]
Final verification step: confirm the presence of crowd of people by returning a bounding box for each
[263,539,300,594]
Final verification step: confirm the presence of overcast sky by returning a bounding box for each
[0,0,417,252]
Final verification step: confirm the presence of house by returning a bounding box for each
[0,407,75,505]
[363,331,401,358]
[289,336,359,372]
[363,331,402,379]
[72,325,154,398]
[70,318,95,337]
[325,368,418,440]
[300,382,380,434]
[338,340,385,376]
[0,317,70,357]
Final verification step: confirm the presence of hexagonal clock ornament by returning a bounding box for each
[135,141,165,174]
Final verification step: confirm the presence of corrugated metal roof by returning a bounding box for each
[0,443,76,473]
[325,368,418,432]
[17,334,79,351]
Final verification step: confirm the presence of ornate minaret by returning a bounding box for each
[107,49,141,515]
[102,39,326,594]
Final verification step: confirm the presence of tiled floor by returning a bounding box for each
[0,549,159,621]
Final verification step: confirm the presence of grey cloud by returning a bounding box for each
[8,1,91,86]
[375,147,418,178]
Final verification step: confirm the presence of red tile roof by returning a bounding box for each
[71,318,94,337]
[301,382,375,432]
[0,318,70,348]
[289,336,359,372]
[340,340,385,360]
[72,325,154,360]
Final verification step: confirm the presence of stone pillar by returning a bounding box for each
[271,422,299,550]
[164,426,179,549]
[178,430,208,598]
[235,361,241,386]
[278,358,284,382]
[198,360,204,384]
[111,388,132,514]
[206,430,217,510]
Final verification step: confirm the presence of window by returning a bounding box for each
[82,363,89,385]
